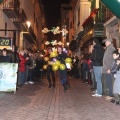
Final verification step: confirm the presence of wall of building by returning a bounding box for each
[0,0,44,51]
[0,2,19,50]
[74,0,91,36]
[104,16,120,48]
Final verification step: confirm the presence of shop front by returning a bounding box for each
[80,27,106,54]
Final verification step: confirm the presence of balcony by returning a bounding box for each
[82,8,104,34]
[82,3,114,34]
[3,0,20,19]
[13,9,27,31]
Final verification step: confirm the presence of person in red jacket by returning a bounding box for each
[18,50,29,86]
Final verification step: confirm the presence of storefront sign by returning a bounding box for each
[0,38,11,46]
[0,38,12,49]
[94,30,104,36]
[0,63,18,92]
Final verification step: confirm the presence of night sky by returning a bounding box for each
[42,0,70,41]
[42,0,70,27]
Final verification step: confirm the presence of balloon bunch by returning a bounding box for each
[43,51,72,71]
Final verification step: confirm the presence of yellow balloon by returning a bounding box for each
[65,58,72,63]
[44,57,49,61]
[43,65,47,70]
[52,65,59,71]
[59,64,66,70]
[54,60,60,66]
[50,52,58,57]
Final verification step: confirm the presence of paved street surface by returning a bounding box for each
[0,75,120,120]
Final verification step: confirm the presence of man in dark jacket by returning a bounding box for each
[44,47,55,88]
[91,37,104,97]
[102,38,115,100]
[0,48,10,62]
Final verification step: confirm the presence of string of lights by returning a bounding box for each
[42,26,68,36]
[45,40,63,46]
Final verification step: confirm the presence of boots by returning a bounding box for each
[48,84,52,88]
[63,84,67,92]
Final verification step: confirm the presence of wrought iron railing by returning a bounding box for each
[102,3,114,23]
[82,2,114,34]
[2,0,20,17]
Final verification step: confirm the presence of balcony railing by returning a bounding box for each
[102,3,114,23]
[2,0,20,18]
[82,8,104,34]
[82,3,114,34]
[13,9,27,31]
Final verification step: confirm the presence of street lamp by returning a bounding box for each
[26,21,31,29]
[67,42,69,46]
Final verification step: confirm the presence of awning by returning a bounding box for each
[23,33,36,44]
[69,40,77,51]
[23,26,36,44]
[0,0,4,4]
[100,0,120,18]
[77,31,84,40]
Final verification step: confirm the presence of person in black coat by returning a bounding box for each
[44,47,56,88]
[0,48,10,62]
[91,37,104,97]
[57,46,70,92]
[34,54,44,81]
[9,45,19,63]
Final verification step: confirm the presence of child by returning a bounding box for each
[108,50,120,105]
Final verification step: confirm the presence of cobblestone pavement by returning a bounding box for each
[0,76,120,120]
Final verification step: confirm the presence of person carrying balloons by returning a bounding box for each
[43,47,56,88]
[57,46,71,92]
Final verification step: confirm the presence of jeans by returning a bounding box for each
[90,69,96,89]
[58,69,67,85]
[93,66,102,95]
[27,69,33,82]
[18,71,25,85]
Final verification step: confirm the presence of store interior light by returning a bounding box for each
[67,42,69,46]
[118,0,120,2]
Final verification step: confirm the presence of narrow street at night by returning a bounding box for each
[0,75,120,120]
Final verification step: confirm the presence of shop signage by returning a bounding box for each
[94,30,104,36]
[0,38,12,46]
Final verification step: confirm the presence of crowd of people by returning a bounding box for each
[0,37,120,105]
[0,45,44,88]
[78,37,120,105]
